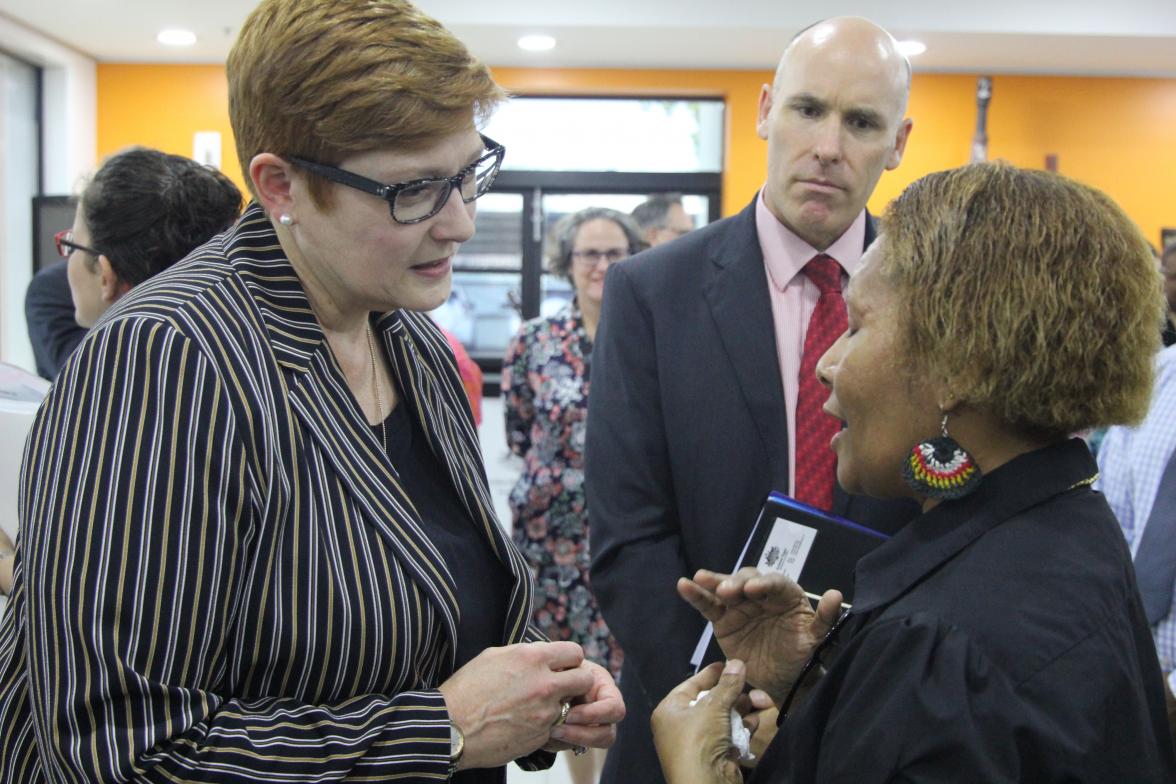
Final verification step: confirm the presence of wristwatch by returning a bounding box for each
[448,719,465,776]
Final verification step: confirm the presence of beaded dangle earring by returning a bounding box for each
[902,413,982,500]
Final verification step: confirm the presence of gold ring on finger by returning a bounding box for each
[553,700,571,728]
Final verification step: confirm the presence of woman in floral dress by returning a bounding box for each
[502,207,643,783]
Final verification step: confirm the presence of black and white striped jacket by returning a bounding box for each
[0,204,549,782]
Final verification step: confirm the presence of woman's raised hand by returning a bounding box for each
[438,641,623,770]
[677,568,842,702]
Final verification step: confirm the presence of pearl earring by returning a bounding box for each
[278,214,294,226]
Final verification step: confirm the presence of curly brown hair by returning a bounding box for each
[227,0,504,206]
[879,162,1163,437]
[546,208,645,281]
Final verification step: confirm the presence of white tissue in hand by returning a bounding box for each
[688,690,755,764]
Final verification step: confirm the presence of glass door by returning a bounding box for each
[432,192,526,363]
[430,178,719,394]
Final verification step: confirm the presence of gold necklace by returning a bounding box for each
[366,322,387,452]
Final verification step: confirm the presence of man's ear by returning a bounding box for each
[756,84,774,141]
[249,153,296,219]
[886,117,914,171]
[97,255,131,305]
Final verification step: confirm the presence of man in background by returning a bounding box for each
[1096,342,1176,752]
[630,193,695,247]
[587,17,921,783]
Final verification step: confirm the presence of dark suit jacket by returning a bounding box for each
[24,261,86,379]
[586,197,918,784]
[0,204,550,782]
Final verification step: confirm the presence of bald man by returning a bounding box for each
[587,18,922,782]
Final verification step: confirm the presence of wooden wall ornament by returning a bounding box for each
[970,76,993,163]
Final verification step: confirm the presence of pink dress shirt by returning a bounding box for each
[755,190,866,496]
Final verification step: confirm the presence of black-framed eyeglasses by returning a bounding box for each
[54,229,100,258]
[572,248,630,266]
[289,134,505,225]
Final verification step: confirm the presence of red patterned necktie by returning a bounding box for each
[794,254,847,509]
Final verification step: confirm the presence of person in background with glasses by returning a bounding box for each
[502,207,643,784]
[26,149,241,381]
[58,147,242,330]
[0,1,622,782]
[3,147,240,599]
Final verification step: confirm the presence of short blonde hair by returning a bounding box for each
[227,0,504,206]
[880,163,1163,437]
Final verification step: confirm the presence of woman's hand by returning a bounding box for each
[545,659,625,752]
[438,641,620,770]
[652,660,748,784]
[678,568,842,702]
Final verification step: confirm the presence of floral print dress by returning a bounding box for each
[501,301,623,678]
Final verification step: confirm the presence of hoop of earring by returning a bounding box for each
[278,214,294,226]
[902,413,982,500]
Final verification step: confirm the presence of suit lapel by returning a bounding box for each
[702,200,790,489]
[285,332,464,659]
[230,204,463,663]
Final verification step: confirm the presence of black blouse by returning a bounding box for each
[752,439,1176,783]
[374,401,514,784]
[373,400,513,671]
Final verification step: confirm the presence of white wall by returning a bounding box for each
[0,14,95,373]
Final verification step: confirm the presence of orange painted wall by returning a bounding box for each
[97,64,1176,245]
[97,64,242,188]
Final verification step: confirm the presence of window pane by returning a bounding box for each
[2,53,40,372]
[540,274,573,317]
[541,193,709,231]
[433,271,521,361]
[433,192,523,360]
[486,98,723,173]
[455,192,523,271]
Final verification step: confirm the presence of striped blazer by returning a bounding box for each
[0,204,550,782]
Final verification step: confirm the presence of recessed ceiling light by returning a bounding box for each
[518,34,556,52]
[897,40,926,57]
[157,29,197,47]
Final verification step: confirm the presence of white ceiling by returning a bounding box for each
[3,0,1176,76]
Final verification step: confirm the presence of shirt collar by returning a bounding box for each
[755,189,867,292]
[851,438,1100,614]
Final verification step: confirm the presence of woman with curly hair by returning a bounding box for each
[503,207,642,783]
[654,163,1176,783]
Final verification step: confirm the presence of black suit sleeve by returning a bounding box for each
[24,262,86,379]
[587,263,700,703]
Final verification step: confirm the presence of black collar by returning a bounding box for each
[851,438,1099,614]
